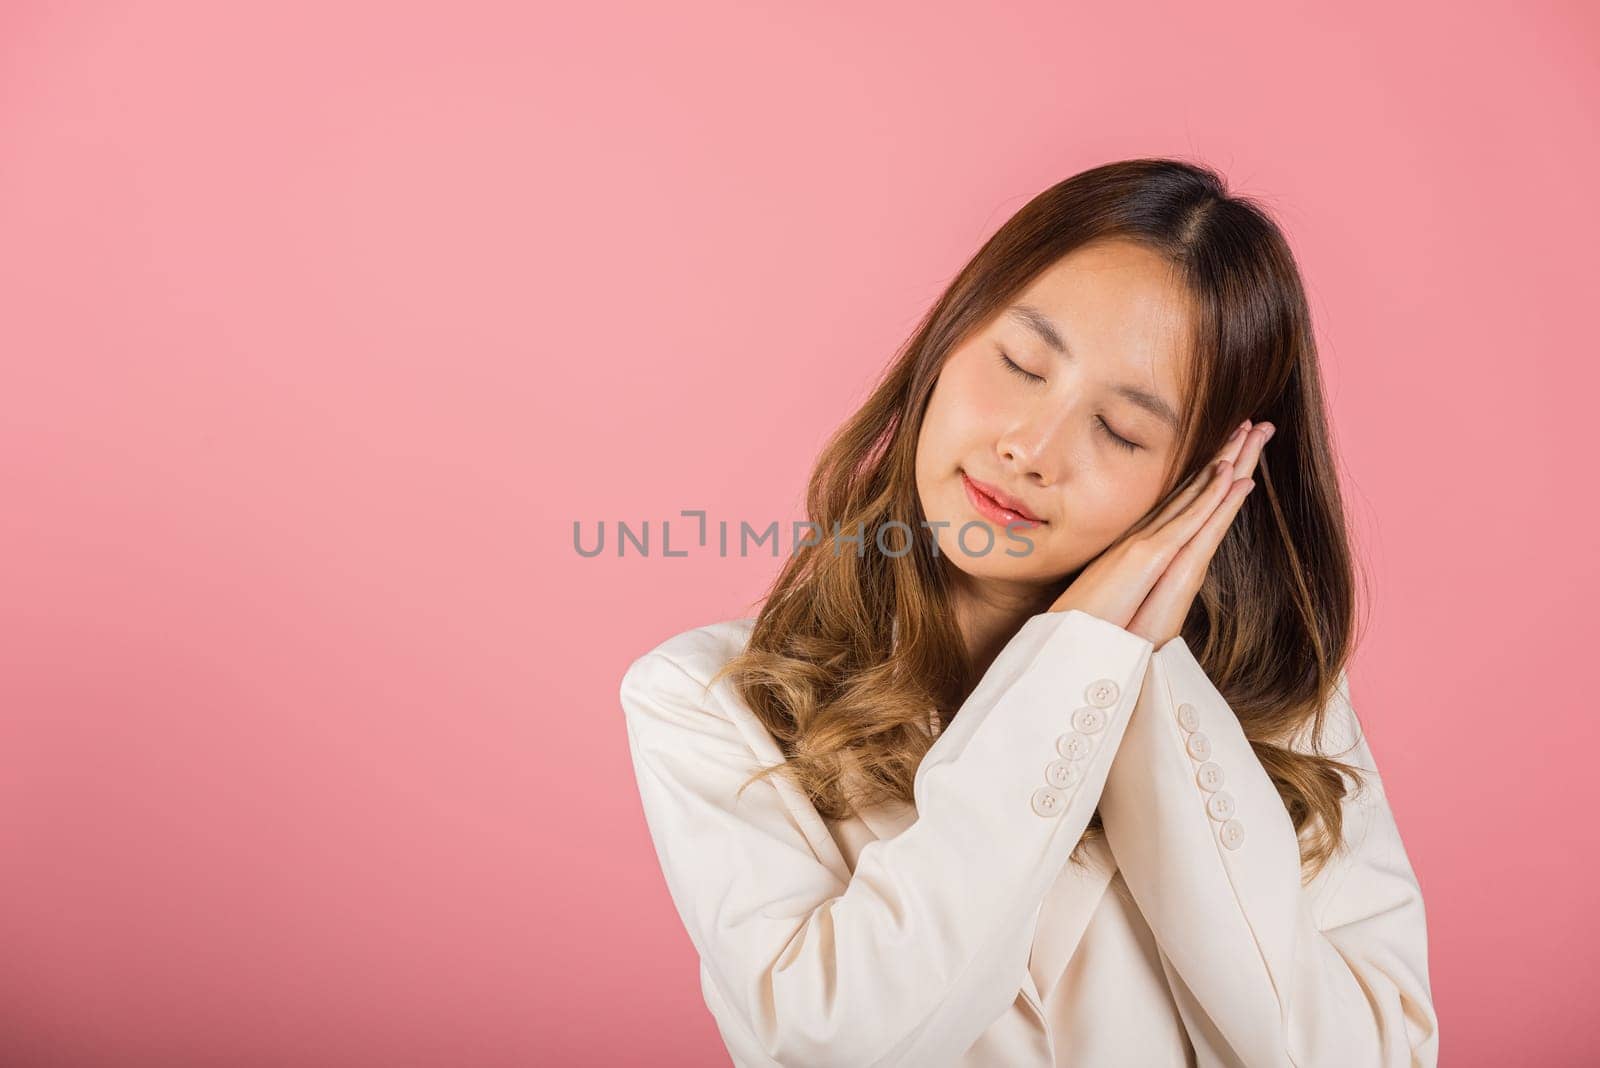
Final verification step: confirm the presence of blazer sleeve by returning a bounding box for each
[619,608,1154,1067]
[1097,636,1440,1068]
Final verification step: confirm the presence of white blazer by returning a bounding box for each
[620,608,1439,1067]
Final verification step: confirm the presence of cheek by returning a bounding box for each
[913,396,953,507]
[1070,476,1163,541]
[926,362,1005,450]
[950,360,1009,422]
[917,375,970,467]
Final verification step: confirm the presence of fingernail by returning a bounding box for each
[1263,424,1276,441]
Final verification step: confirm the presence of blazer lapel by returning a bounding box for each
[1028,833,1118,1005]
[853,797,918,841]
[851,798,1120,1020]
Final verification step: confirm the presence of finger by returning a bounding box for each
[1148,420,1256,530]
[1140,444,1233,535]
[1155,457,1239,549]
[1122,421,1266,547]
[1227,423,1273,482]
[1115,457,1235,570]
[1168,473,1255,578]
[1134,479,1252,631]
[1215,420,1252,464]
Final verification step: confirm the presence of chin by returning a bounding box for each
[931,529,1044,576]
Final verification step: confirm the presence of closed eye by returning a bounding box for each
[1095,416,1140,452]
[997,350,1044,383]
[998,350,1142,453]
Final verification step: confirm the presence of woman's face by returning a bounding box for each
[914,238,1194,594]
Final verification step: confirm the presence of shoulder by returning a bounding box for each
[619,617,759,722]
[1287,668,1381,781]
[621,617,756,688]
[619,616,782,771]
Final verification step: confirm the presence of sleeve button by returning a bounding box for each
[1195,761,1225,792]
[1045,759,1082,789]
[1184,731,1212,761]
[1031,786,1064,817]
[1206,790,1236,821]
[1175,702,1199,732]
[1071,706,1107,734]
[1220,818,1246,849]
[1084,678,1120,707]
[1056,731,1093,761]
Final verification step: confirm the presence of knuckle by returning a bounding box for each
[1129,537,1167,572]
[1126,536,1158,561]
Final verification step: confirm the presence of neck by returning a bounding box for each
[949,570,1058,690]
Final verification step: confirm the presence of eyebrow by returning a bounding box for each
[1005,303,1180,429]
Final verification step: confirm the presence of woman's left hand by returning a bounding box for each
[1126,419,1274,648]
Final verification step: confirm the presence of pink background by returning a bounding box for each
[2,2,1595,1064]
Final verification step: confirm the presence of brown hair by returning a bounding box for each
[709,157,1368,881]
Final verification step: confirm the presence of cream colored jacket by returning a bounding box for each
[619,609,1438,1066]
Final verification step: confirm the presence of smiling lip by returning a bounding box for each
[961,471,1046,528]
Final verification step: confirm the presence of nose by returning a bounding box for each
[996,405,1072,486]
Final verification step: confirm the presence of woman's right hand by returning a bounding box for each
[1048,422,1260,632]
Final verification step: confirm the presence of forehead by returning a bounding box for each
[1005,239,1194,408]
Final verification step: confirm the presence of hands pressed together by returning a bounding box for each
[1050,419,1275,647]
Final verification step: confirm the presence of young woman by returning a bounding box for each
[619,158,1438,1067]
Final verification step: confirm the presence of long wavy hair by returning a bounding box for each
[708,157,1369,882]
